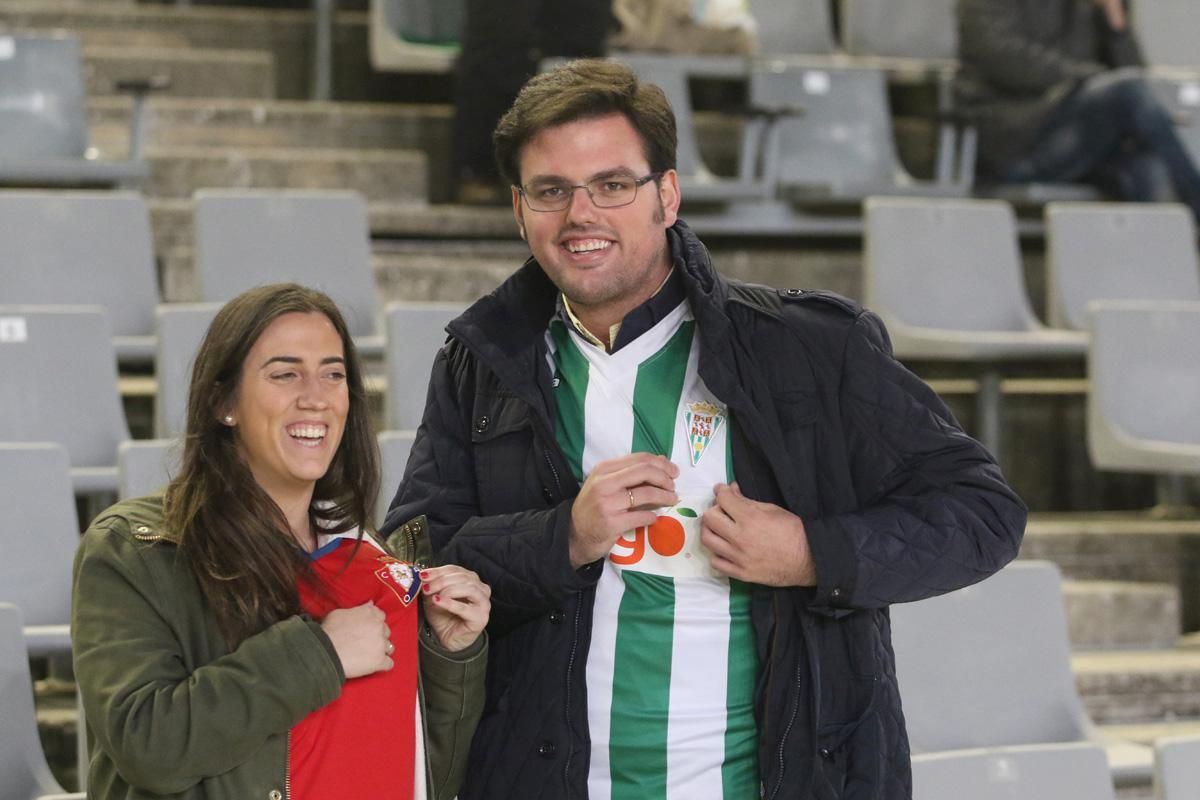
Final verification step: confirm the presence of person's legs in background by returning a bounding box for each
[1002,68,1200,220]
[451,0,612,205]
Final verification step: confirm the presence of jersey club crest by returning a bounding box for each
[682,400,725,466]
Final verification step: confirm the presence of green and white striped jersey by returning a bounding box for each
[548,300,759,800]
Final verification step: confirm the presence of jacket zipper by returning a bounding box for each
[562,597,583,796]
[284,730,292,799]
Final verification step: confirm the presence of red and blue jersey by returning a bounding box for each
[290,533,422,800]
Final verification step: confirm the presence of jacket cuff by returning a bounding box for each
[420,624,487,663]
[803,515,857,612]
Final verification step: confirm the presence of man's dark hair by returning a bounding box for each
[493,59,678,187]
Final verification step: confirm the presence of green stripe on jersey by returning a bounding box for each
[609,571,675,800]
[549,321,589,481]
[723,579,759,797]
[630,321,694,457]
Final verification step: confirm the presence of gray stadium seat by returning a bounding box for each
[863,197,1087,456]
[752,64,966,202]
[912,743,1116,800]
[0,306,129,493]
[1086,300,1200,477]
[193,190,384,356]
[891,561,1153,787]
[1155,735,1200,800]
[118,439,181,501]
[368,0,462,72]
[0,33,148,188]
[385,301,466,430]
[377,430,416,528]
[154,303,221,439]
[840,0,959,62]
[746,0,836,56]
[0,191,160,365]
[0,604,85,800]
[0,445,75,657]
[1046,202,1200,331]
[1132,0,1200,69]
[617,54,770,204]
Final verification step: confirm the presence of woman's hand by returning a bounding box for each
[321,601,394,678]
[420,565,491,652]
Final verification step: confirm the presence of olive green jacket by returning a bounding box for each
[72,495,486,800]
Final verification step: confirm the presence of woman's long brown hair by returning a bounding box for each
[163,283,379,648]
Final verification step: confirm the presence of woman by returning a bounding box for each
[72,283,490,800]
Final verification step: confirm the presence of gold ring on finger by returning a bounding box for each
[627,488,636,510]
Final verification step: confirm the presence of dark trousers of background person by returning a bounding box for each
[1000,68,1200,221]
[452,0,612,202]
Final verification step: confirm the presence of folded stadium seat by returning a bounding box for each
[1086,300,1200,510]
[0,191,160,366]
[193,190,384,357]
[1046,202,1200,332]
[1154,735,1200,800]
[377,430,417,528]
[746,0,837,56]
[0,604,85,800]
[154,303,222,439]
[891,561,1154,788]
[0,444,76,658]
[118,439,181,501]
[0,33,149,188]
[369,0,463,73]
[617,54,772,205]
[384,301,468,432]
[912,743,1117,800]
[752,64,969,203]
[0,307,130,494]
[914,742,1118,799]
[1132,0,1200,69]
[840,0,959,63]
[863,197,1086,459]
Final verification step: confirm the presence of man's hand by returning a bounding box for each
[569,453,679,568]
[701,483,817,587]
[1092,0,1127,31]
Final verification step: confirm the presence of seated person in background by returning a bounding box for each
[72,283,490,800]
[957,0,1200,219]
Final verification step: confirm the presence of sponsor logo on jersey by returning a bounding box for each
[683,401,724,467]
[609,497,720,579]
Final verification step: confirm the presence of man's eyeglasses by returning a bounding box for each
[517,172,662,212]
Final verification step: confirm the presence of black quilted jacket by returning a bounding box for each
[383,221,1026,799]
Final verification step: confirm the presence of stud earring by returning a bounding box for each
[223,415,234,425]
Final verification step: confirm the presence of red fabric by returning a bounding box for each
[289,537,420,800]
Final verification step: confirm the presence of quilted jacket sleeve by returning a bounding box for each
[385,347,595,633]
[959,0,1105,94]
[803,311,1026,610]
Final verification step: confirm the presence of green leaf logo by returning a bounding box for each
[676,507,697,518]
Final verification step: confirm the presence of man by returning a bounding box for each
[957,0,1200,218]
[384,60,1026,799]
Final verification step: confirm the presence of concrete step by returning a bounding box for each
[1064,580,1181,652]
[88,96,456,199]
[1074,649,1200,725]
[0,0,397,100]
[1022,513,1200,631]
[84,44,276,99]
[142,145,426,201]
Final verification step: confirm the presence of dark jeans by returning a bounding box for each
[1002,68,1200,220]
[452,0,612,185]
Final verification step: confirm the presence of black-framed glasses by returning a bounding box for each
[517,172,662,212]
